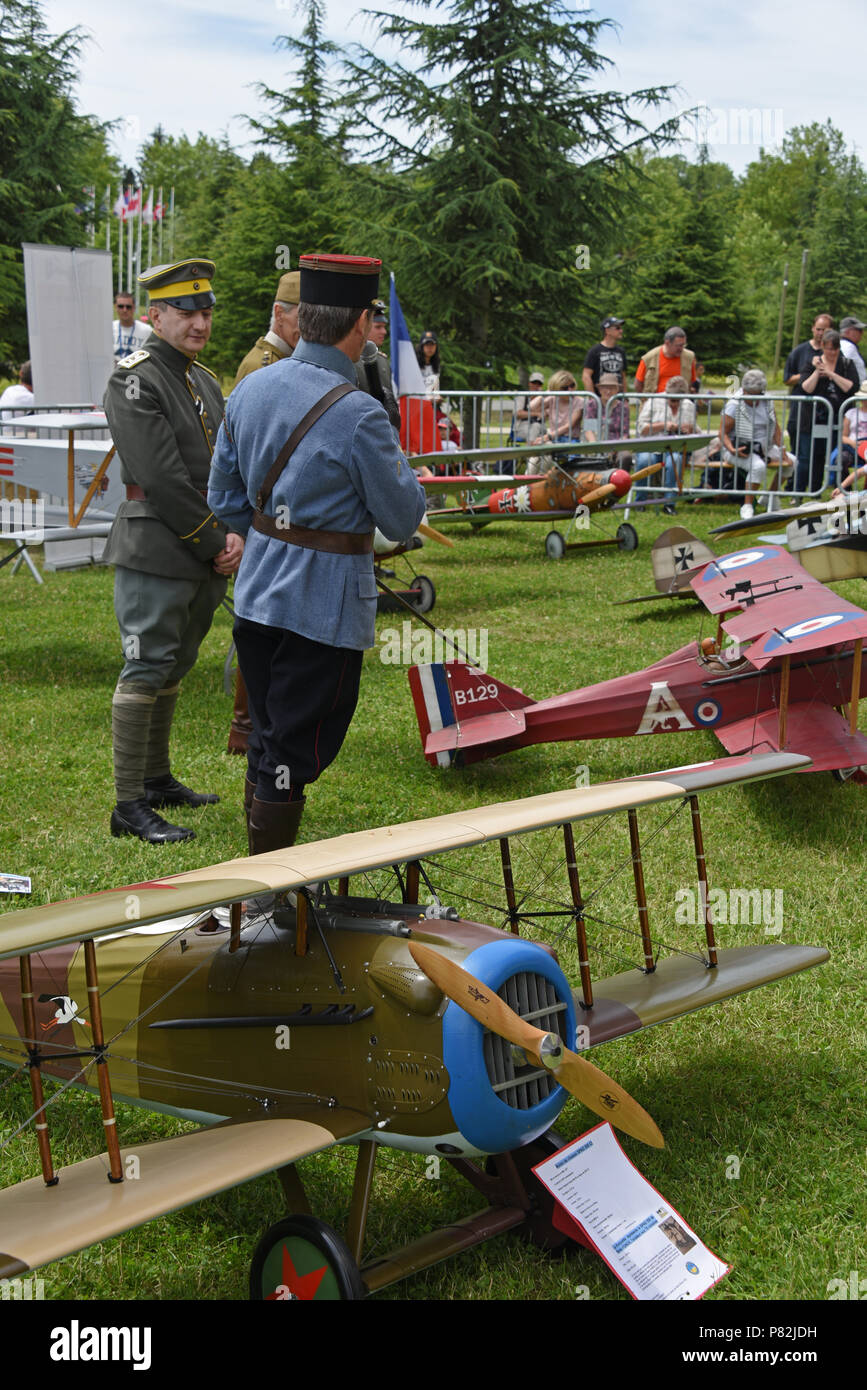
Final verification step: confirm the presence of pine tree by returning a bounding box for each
[340,0,680,388]
[0,0,113,359]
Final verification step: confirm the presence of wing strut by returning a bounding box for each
[849,638,863,736]
[627,810,655,973]
[562,822,593,1009]
[689,797,718,967]
[19,955,58,1187]
[84,938,124,1183]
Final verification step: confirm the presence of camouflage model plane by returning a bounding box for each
[711,492,867,584]
[0,755,826,1299]
[410,546,867,781]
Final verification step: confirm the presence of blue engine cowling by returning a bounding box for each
[442,939,577,1154]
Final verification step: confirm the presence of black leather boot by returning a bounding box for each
[244,778,257,854]
[111,798,195,843]
[144,774,219,809]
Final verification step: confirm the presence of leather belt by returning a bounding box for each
[252,513,373,555]
[126,485,207,500]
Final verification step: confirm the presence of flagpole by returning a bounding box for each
[118,186,124,294]
[169,187,175,261]
[147,187,154,271]
[127,186,134,293]
[134,186,143,312]
[105,185,111,252]
[157,185,163,260]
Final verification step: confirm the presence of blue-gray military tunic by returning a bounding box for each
[208,338,426,798]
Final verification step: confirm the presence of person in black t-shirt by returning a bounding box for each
[784,313,832,486]
[796,329,859,492]
[583,317,627,393]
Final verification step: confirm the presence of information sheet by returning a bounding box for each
[532,1122,729,1300]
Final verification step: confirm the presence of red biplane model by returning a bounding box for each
[410,545,867,780]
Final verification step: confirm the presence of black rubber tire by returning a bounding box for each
[249,1214,366,1301]
[617,522,639,552]
[411,574,436,614]
[545,530,566,560]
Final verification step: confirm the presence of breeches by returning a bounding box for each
[234,616,364,801]
[114,566,227,691]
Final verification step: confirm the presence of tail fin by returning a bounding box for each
[652,527,717,594]
[409,661,533,767]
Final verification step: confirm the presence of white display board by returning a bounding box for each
[22,245,114,406]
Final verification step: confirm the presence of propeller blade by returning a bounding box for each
[628,460,665,483]
[578,482,616,507]
[417,520,456,547]
[410,942,664,1148]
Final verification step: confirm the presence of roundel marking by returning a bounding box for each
[715,548,773,573]
[762,612,851,653]
[693,699,722,726]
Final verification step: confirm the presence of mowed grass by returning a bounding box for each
[0,499,864,1302]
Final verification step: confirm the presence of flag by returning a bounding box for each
[112,189,128,220]
[389,274,426,397]
[127,187,141,216]
[143,189,154,224]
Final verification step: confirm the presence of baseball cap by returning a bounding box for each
[841,316,866,331]
[602,316,625,329]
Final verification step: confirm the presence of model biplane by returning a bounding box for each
[410,545,867,781]
[0,756,826,1299]
[420,435,712,559]
[711,492,867,584]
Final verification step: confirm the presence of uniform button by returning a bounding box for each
[193,538,200,544]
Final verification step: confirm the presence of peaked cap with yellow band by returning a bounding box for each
[299,253,381,309]
[139,258,216,311]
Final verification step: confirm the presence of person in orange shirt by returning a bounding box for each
[634,326,697,394]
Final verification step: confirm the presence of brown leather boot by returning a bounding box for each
[248,796,305,856]
[227,671,253,754]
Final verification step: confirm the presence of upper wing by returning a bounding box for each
[0,1106,369,1280]
[0,754,810,963]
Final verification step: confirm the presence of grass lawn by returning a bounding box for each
[0,498,864,1302]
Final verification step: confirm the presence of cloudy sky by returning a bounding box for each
[44,0,864,179]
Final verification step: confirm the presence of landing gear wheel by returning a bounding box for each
[250,1215,366,1300]
[410,574,436,614]
[545,530,566,560]
[616,522,639,552]
[831,766,867,785]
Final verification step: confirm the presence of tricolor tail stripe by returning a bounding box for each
[408,664,458,772]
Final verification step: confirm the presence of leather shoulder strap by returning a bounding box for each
[256,381,357,511]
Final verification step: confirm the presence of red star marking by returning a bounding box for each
[266,1242,328,1300]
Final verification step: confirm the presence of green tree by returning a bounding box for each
[618,152,750,374]
[0,0,115,359]
[341,0,681,389]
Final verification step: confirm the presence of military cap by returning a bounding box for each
[139,258,216,310]
[372,299,387,324]
[299,254,381,309]
[275,271,301,306]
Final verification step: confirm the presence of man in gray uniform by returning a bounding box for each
[208,253,425,854]
[103,257,243,843]
[355,300,400,432]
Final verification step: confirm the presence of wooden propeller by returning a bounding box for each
[417,520,455,547]
[410,942,664,1148]
[580,460,663,508]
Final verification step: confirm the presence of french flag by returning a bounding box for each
[389,274,426,396]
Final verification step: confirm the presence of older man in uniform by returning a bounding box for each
[103,257,243,843]
[234,271,301,386]
[208,253,426,854]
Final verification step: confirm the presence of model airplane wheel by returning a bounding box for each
[831,766,867,785]
[616,523,639,552]
[411,574,436,614]
[545,530,566,560]
[249,1215,366,1301]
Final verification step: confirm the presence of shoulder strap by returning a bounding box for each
[256,382,357,511]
